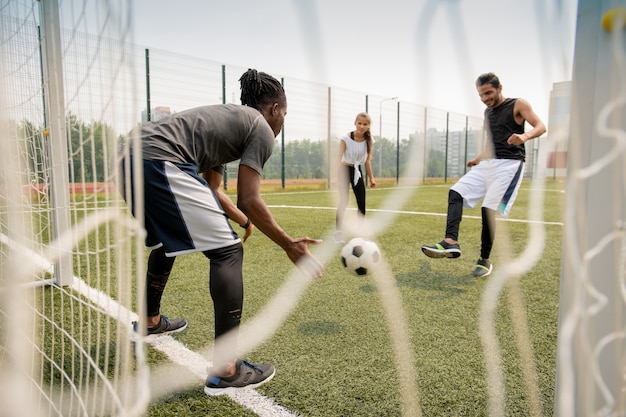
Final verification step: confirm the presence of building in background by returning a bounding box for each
[141,106,171,124]
[547,81,571,178]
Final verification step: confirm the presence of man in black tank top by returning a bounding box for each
[486,97,526,160]
[421,72,546,277]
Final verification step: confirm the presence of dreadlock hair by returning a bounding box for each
[239,69,285,111]
[355,112,373,153]
[476,72,500,89]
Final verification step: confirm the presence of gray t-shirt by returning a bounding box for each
[129,103,275,174]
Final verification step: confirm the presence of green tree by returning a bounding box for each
[263,138,328,180]
[67,114,117,182]
[427,148,445,178]
[397,137,413,177]
[372,137,397,178]
[19,119,48,184]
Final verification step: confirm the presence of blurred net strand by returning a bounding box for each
[0,1,584,414]
[170,1,558,415]
[479,162,549,417]
[2,208,151,414]
[186,129,429,417]
[1,1,150,415]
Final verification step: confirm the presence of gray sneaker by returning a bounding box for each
[132,315,188,338]
[421,240,461,258]
[472,258,493,277]
[204,359,276,396]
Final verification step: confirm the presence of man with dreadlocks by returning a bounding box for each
[118,69,323,395]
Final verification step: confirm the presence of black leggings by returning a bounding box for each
[445,189,464,241]
[480,207,497,260]
[336,165,366,230]
[145,243,244,364]
[146,246,176,317]
[204,243,244,340]
[444,189,497,259]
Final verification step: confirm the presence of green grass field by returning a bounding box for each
[141,179,565,417]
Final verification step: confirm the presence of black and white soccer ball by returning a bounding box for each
[340,237,381,276]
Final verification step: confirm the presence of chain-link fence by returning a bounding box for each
[3,14,543,188]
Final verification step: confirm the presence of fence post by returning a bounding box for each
[327,86,332,189]
[221,65,228,189]
[464,115,469,175]
[396,101,400,184]
[281,77,285,189]
[145,49,151,122]
[444,112,449,183]
[422,107,428,183]
[365,94,369,187]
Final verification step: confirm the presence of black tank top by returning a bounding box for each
[485,98,526,161]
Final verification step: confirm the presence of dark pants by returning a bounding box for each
[146,242,244,367]
[336,165,366,230]
[445,189,496,259]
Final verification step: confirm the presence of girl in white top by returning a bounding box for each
[334,112,377,241]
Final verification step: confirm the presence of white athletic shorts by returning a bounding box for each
[141,160,240,256]
[450,158,524,219]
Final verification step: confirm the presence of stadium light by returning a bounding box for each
[378,97,397,178]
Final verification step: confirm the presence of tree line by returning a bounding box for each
[17,115,450,184]
[262,136,447,180]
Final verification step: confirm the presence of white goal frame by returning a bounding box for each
[555,1,626,415]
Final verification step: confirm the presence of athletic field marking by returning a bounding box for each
[73,276,301,417]
[267,205,564,227]
[0,231,298,417]
[259,184,565,197]
[71,275,301,417]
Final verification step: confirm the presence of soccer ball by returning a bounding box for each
[340,237,381,276]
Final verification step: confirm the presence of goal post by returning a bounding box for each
[39,0,73,287]
[555,1,626,415]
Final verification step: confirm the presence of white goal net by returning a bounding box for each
[0,1,148,416]
[1,1,624,416]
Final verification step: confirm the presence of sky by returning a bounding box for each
[131,0,579,123]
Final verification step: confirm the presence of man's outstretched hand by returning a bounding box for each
[285,237,324,279]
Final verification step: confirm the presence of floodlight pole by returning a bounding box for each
[378,97,397,178]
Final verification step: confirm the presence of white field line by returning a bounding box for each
[0,231,299,417]
[266,205,564,227]
[258,184,565,197]
[69,276,302,417]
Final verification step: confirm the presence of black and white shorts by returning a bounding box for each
[132,160,240,256]
[451,159,524,218]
